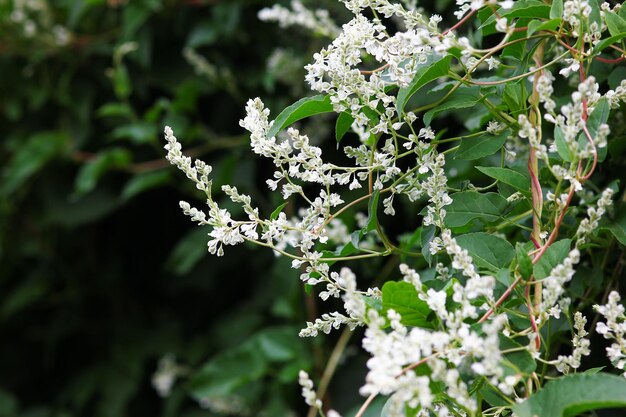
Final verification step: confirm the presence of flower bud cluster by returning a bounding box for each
[594,292,626,376]
[258,0,340,38]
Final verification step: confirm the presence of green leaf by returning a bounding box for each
[270,202,289,221]
[1,277,48,319]
[335,111,354,144]
[74,148,132,196]
[592,32,626,55]
[267,94,333,139]
[476,166,531,195]
[516,242,533,280]
[581,97,610,162]
[113,64,131,100]
[166,227,209,276]
[421,224,436,265]
[121,171,171,200]
[111,122,158,144]
[554,125,574,162]
[364,190,380,233]
[96,102,134,119]
[603,210,626,247]
[423,86,481,125]
[444,192,508,228]
[533,239,572,279]
[351,191,380,249]
[584,367,606,375]
[513,373,626,417]
[456,232,515,271]
[187,23,218,48]
[502,82,527,114]
[255,326,300,362]
[528,18,562,35]
[454,129,509,160]
[480,384,511,407]
[605,11,626,37]
[588,0,602,27]
[396,54,452,115]
[189,342,267,399]
[381,281,432,328]
[502,28,528,60]
[480,0,551,28]
[1,131,68,197]
[500,334,537,375]
[550,0,563,19]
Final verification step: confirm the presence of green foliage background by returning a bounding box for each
[0,1,354,415]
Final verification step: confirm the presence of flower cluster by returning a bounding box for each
[258,0,340,38]
[595,292,626,376]
[552,312,591,374]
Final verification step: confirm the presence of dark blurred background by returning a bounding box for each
[0,1,356,415]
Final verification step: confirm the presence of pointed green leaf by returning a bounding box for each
[396,54,452,115]
[267,94,333,138]
[381,281,432,328]
[605,11,626,37]
[74,148,132,196]
[270,202,289,221]
[554,125,575,162]
[550,0,563,19]
[476,166,531,195]
[513,373,626,417]
[364,190,380,233]
[516,242,533,280]
[1,131,68,197]
[528,18,562,35]
[533,239,572,279]
[456,232,515,271]
[480,0,551,28]
[421,224,436,265]
[602,210,626,247]
[592,32,626,55]
[121,171,171,200]
[351,191,380,249]
[189,342,267,398]
[500,334,537,375]
[96,102,134,119]
[454,129,510,160]
[423,86,481,125]
[335,111,354,144]
[580,97,610,162]
[111,122,158,144]
[444,192,508,228]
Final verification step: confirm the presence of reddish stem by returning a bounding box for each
[595,56,626,64]
[581,123,598,180]
[556,38,578,54]
[526,284,541,350]
[443,8,478,36]
[528,157,543,237]
[480,184,576,324]
[479,275,523,323]
[530,236,541,249]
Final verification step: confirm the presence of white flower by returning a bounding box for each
[594,292,626,377]
[298,370,322,408]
